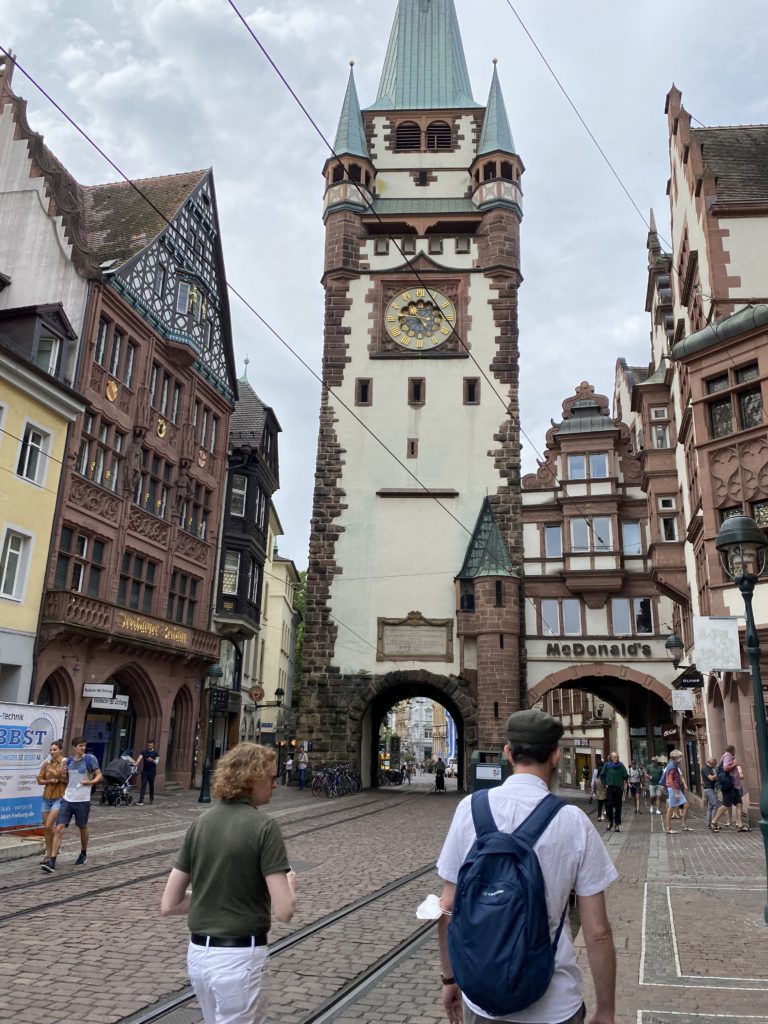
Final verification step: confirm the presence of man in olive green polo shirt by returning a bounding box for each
[161,743,297,1024]
[600,752,629,833]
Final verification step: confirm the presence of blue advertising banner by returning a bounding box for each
[0,702,67,830]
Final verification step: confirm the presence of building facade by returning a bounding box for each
[301,0,526,786]
[616,88,768,804]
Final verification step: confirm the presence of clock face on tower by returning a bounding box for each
[385,287,457,350]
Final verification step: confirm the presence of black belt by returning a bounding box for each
[190,933,267,948]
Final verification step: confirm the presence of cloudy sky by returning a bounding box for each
[3,0,767,566]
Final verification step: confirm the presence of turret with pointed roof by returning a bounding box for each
[333,65,369,160]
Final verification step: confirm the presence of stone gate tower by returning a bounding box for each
[301,0,525,779]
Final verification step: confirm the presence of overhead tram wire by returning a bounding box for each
[0,48,583,672]
[223,1,615,549]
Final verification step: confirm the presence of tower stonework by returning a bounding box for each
[301,1,525,783]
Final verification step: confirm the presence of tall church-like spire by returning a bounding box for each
[333,63,369,159]
[368,0,480,110]
[477,61,516,155]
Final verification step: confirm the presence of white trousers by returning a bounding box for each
[187,942,269,1024]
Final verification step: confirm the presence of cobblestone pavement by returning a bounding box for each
[0,780,766,1024]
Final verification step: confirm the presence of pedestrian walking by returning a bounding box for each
[43,737,102,873]
[592,772,607,823]
[627,762,643,814]
[435,757,446,793]
[36,739,67,865]
[646,757,665,815]
[161,743,297,1024]
[297,746,309,790]
[663,749,691,833]
[600,752,628,833]
[283,755,294,786]
[136,740,159,805]
[701,758,720,828]
[711,745,747,832]
[436,709,617,1024]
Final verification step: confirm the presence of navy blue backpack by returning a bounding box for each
[448,789,567,1016]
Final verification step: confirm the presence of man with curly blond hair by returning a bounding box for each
[161,743,297,1024]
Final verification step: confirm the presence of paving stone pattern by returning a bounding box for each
[1,783,768,1024]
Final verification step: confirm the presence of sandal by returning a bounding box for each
[711,827,721,832]
[682,826,693,831]
[737,826,749,832]
[666,829,679,834]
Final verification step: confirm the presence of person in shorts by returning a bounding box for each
[711,745,746,832]
[36,739,67,865]
[43,737,102,873]
[646,757,665,815]
[663,750,690,834]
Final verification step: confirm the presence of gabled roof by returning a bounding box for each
[368,0,480,111]
[694,125,768,203]
[230,375,281,443]
[477,64,516,156]
[457,498,516,580]
[81,171,207,268]
[333,66,369,160]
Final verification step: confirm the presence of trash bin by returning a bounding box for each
[470,750,510,791]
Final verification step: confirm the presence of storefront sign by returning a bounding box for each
[117,612,189,646]
[210,687,230,713]
[661,725,679,740]
[672,691,694,711]
[545,641,653,659]
[476,764,502,781]
[82,683,114,699]
[90,696,130,712]
[0,701,67,830]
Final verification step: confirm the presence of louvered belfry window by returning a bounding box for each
[426,121,451,151]
[396,121,421,150]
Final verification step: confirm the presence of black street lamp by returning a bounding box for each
[198,663,224,804]
[715,514,768,924]
[664,633,686,670]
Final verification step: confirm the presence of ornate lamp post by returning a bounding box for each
[715,514,768,924]
[198,663,224,804]
[664,633,685,670]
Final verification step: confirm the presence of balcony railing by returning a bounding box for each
[42,590,219,658]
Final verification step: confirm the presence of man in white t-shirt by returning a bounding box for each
[43,736,103,873]
[437,709,617,1024]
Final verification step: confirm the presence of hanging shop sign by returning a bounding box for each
[91,695,130,712]
[672,691,695,712]
[661,725,679,740]
[82,684,114,699]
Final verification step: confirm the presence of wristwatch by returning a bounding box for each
[441,974,456,985]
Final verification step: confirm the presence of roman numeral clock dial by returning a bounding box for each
[385,287,456,350]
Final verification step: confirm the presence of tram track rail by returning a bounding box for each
[0,793,427,922]
[117,862,438,1024]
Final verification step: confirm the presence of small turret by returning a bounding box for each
[470,61,524,216]
[324,63,375,217]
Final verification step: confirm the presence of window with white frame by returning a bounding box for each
[651,406,668,420]
[231,475,247,517]
[16,424,49,484]
[661,516,678,541]
[652,423,670,448]
[621,521,642,556]
[222,551,240,595]
[540,598,581,636]
[611,597,653,635]
[589,452,609,478]
[544,525,562,557]
[35,332,60,375]
[570,516,611,552]
[567,455,586,480]
[176,281,191,315]
[1,530,30,599]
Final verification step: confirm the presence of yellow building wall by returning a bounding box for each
[0,378,69,633]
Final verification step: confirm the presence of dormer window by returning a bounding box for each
[426,121,451,151]
[396,122,421,151]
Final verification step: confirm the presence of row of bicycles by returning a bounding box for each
[311,763,362,797]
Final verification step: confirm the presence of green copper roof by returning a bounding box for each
[477,64,516,155]
[333,66,370,160]
[457,498,517,579]
[368,0,480,111]
[671,304,768,360]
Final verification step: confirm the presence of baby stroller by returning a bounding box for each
[435,770,446,793]
[100,757,137,806]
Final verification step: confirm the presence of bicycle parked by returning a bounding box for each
[311,763,362,797]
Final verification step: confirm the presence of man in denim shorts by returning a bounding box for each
[43,737,102,873]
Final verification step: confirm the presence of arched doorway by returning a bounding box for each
[83,663,162,768]
[37,668,75,722]
[167,684,195,783]
[346,671,478,790]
